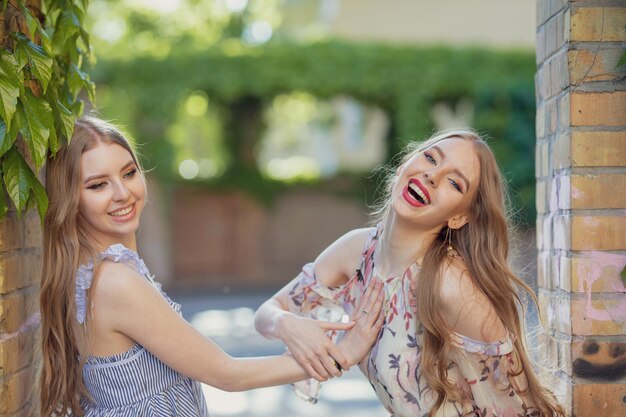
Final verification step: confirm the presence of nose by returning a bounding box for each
[424,170,440,187]
[112,180,131,201]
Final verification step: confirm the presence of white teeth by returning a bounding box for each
[109,205,133,217]
[408,183,430,204]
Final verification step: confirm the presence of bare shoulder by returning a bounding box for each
[438,257,507,342]
[91,260,154,307]
[314,227,374,287]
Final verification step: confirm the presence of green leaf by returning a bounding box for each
[52,8,81,50]
[1,147,48,222]
[0,53,22,130]
[14,34,53,93]
[29,172,48,224]
[7,102,26,144]
[31,177,48,226]
[2,148,32,214]
[71,98,84,116]
[19,3,39,38]
[621,266,626,287]
[55,100,75,145]
[2,0,7,12]
[38,26,53,56]
[0,119,17,157]
[19,90,53,168]
[68,64,94,101]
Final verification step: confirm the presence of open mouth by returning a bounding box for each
[407,180,431,205]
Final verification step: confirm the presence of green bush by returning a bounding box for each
[94,41,536,224]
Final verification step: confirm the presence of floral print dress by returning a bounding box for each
[286,226,537,417]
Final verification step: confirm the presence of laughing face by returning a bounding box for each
[78,141,146,250]
[391,137,481,230]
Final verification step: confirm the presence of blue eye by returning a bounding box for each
[424,153,436,164]
[124,168,137,178]
[449,178,462,192]
[88,182,106,190]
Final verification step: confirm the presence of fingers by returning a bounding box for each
[318,320,355,331]
[327,344,350,371]
[356,279,384,324]
[295,341,342,379]
[372,302,385,332]
[320,354,343,377]
[310,358,332,379]
[303,363,326,382]
[353,280,376,319]
[307,352,343,379]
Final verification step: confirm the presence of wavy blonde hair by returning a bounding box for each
[372,129,565,416]
[39,116,142,417]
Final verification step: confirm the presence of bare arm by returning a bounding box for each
[93,262,311,392]
[254,228,378,379]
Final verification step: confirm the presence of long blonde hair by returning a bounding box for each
[372,130,565,416]
[39,116,141,417]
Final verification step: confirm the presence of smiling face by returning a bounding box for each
[77,141,146,250]
[391,137,481,231]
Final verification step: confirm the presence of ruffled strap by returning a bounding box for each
[75,244,151,324]
[450,330,515,356]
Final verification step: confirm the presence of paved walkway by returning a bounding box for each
[171,290,388,417]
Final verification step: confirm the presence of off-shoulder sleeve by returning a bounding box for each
[445,332,538,417]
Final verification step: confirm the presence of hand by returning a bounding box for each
[276,313,355,381]
[338,279,385,368]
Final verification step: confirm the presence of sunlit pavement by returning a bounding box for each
[171,290,388,417]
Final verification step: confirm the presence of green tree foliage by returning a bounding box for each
[95,41,537,224]
[0,0,94,222]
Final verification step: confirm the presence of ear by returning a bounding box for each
[447,213,469,230]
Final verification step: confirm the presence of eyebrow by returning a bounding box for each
[431,145,471,191]
[83,160,136,184]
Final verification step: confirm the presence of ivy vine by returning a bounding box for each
[0,0,94,222]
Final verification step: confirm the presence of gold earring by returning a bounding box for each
[446,227,459,257]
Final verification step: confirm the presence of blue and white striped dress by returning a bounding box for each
[76,244,210,416]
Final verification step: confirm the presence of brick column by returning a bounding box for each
[535,1,626,416]
[0,210,42,417]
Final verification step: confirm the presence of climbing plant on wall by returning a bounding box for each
[0,0,94,222]
[95,42,537,223]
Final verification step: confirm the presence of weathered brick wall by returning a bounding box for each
[1,1,44,415]
[535,0,626,415]
[0,210,42,417]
